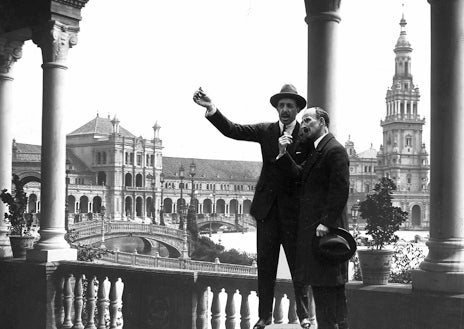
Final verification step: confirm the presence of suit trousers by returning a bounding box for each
[256,202,311,321]
[311,285,349,329]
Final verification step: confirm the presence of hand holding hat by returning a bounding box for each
[313,227,357,264]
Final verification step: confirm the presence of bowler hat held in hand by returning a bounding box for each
[313,227,357,264]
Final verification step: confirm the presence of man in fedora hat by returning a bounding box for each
[193,84,315,329]
[277,106,351,329]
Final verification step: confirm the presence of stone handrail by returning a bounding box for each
[101,251,258,275]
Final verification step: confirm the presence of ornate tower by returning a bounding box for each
[376,12,430,227]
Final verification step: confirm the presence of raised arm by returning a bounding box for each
[193,87,265,142]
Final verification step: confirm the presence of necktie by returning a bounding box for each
[281,124,287,136]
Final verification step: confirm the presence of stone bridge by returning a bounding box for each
[70,221,187,258]
[196,214,256,232]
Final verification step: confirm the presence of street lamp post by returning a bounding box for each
[351,199,360,228]
[159,172,165,226]
[178,165,185,230]
[65,169,70,232]
[147,173,156,225]
[100,205,106,249]
[188,161,197,235]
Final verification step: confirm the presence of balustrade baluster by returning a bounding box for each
[55,276,65,328]
[73,273,84,329]
[239,290,251,329]
[62,274,74,329]
[196,285,208,329]
[97,276,108,329]
[225,288,237,329]
[287,297,298,324]
[210,288,222,329]
[108,277,119,329]
[85,275,97,329]
[273,293,284,324]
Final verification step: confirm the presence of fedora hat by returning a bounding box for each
[270,84,307,111]
[313,227,357,264]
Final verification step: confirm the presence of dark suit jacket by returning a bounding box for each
[208,110,304,221]
[277,133,350,286]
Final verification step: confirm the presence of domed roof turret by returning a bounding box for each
[395,13,412,52]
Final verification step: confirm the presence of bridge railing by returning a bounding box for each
[70,221,185,241]
[101,251,258,275]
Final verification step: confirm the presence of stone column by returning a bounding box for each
[304,0,342,135]
[0,37,24,258]
[27,21,78,261]
[412,0,464,292]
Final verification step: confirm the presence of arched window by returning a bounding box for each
[216,199,225,214]
[164,198,173,213]
[136,196,143,217]
[79,196,89,213]
[412,205,421,227]
[125,173,132,187]
[97,171,106,185]
[135,173,143,187]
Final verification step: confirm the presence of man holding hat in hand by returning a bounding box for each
[277,106,353,329]
[193,84,315,329]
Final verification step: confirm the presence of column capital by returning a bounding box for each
[0,37,24,76]
[305,0,342,23]
[32,20,79,65]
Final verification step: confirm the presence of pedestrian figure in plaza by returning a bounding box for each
[277,107,352,329]
[193,84,315,329]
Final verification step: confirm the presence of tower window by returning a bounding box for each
[406,136,412,147]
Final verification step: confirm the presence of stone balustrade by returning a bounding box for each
[101,250,258,275]
[0,260,296,329]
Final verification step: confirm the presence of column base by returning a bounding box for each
[26,247,77,262]
[412,269,464,293]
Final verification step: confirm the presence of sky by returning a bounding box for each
[10,0,430,162]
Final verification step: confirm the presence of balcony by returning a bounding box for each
[1,258,464,329]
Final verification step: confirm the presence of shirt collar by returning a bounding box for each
[279,119,297,134]
[314,132,328,149]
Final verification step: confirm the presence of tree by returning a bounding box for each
[358,177,408,249]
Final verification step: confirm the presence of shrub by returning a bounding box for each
[389,241,426,283]
[358,177,408,249]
